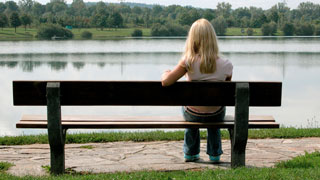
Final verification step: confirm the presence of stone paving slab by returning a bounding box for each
[1,138,320,176]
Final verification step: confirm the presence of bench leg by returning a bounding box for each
[230,83,249,168]
[47,82,65,174]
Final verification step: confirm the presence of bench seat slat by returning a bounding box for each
[20,115,276,122]
[17,120,279,129]
[16,121,280,129]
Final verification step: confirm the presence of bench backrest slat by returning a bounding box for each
[13,81,282,106]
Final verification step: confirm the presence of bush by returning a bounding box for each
[131,29,143,37]
[295,23,315,36]
[282,22,295,36]
[261,22,277,36]
[37,24,73,40]
[246,28,254,36]
[81,31,92,39]
[151,23,188,36]
[269,21,278,35]
[211,16,227,36]
[261,23,271,36]
[315,25,320,35]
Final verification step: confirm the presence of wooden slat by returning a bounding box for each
[13,81,282,106]
[20,114,275,122]
[16,121,280,129]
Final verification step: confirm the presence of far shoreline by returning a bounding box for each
[1,27,319,41]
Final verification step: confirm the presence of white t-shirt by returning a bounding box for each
[180,56,233,113]
[181,57,233,81]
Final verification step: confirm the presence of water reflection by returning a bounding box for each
[1,52,320,73]
[1,38,320,136]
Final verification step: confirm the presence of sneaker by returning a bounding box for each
[209,155,220,163]
[184,154,200,162]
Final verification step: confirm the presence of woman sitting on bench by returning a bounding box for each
[161,18,233,163]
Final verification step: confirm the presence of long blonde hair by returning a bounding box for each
[183,18,219,73]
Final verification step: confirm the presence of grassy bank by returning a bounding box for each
[225,27,283,36]
[0,151,319,179]
[0,27,151,40]
[1,128,320,145]
[0,27,286,41]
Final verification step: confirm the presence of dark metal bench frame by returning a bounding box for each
[13,81,282,174]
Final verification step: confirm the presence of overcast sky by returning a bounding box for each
[8,0,320,9]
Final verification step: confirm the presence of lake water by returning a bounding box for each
[1,37,320,136]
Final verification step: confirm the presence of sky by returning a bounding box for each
[6,0,320,9]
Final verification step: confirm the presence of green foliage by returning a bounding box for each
[20,13,32,31]
[261,22,277,36]
[211,16,228,36]
[0,13,8,29]
[1,128,320,145]
[276,151,320,168]
[79,145,94,149]
[9,12,21,32]
[0,161,14,172]
[282,22,295,36]
[151,23,188,36]
[81,30,92,39]
[315,25,320,35]
[110,12,123,28]
[295,23,315,36]
[37,24,73,40]
[246,28,254,36]
[131,29,142,37]
[2,152,320,179]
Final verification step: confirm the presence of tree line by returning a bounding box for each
[0,0,320,36]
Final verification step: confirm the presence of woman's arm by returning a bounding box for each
[161,63,187,86]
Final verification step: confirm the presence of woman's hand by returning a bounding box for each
[161,65,186,86]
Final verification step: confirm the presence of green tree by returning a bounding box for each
[0,2,6,13]
[295,23,315,36]
[4,1,19,15]
[315,25,320,35]
[10,12,21,33]
[18,0,34,13]
[178,11,193,26]
[261,21,277,36]
[216,2,232,18]
[71,0,86,16]
[261,23,272,36]
[111,12,123,28]
[20,13,32,31]
[32,2,45,17]
[0,13,8,30]
[269,21,277,35]
[211,16,227,36]
[282,22,295,36]
[203,9,215,21]
[95,14,107,30]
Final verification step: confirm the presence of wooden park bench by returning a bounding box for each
[13,81,281,174]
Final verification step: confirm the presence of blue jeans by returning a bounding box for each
[182,106,225,156]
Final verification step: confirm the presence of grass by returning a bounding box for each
[0,27,289,41]
[0,151,320,179]
[79,145,94,149]
[0,162,14,172]
[0,128,320,145]
[225,27,283,36]
[0,27,151,41]
[71,27,151,39]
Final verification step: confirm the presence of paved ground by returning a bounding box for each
[1,138,320,176]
